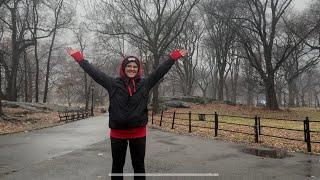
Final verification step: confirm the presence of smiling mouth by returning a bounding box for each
[127,72,137,77]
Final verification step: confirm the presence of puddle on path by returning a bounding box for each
[241,147,293,159]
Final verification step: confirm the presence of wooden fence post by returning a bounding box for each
[254,115,259,143]
[151,111,154,125]
[304,117,312,153]
[172,111,176,129]
[214,112,218,137]
[189,111,192,133]
[160,110,163,127]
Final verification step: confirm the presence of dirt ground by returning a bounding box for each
[0,106,104,135]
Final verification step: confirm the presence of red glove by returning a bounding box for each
[70,51,84,62]
[170,50,182,61]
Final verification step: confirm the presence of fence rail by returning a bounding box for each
[58,111,91,122]
[150,110,320,153]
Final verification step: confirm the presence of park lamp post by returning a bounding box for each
[91,86,94,116]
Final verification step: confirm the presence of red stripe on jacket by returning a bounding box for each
[110,126,146,139]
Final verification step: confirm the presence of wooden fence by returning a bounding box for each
[58,111,91,122]
[150,110,320,153]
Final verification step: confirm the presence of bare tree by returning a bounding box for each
[89,0,199,113]
[195,49,213,101]
[202,0,237,101]
[43,0,74,103]
[0,0,35,101]
[282,45,319,107]
[71,24,92,111]
[56,60,81,107]
[0,0,58,102]
[229,0,320,110]
[24,0,66,103]
[27,0,41,102]
[242,60,255,105]
[0,49,3,115]
[229,49,241,104]
[0,4,5,115]
[208,50,219,100]
[296,68,320,107]
[296,0,320,51]
[171,16,202,96]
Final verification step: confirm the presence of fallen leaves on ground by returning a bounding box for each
[0,107,103,135]
[148,103,320,154]
[0,107,62,135]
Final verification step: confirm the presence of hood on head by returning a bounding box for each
[119,56,143,79]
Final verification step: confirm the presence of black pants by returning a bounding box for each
[110,136,146,180]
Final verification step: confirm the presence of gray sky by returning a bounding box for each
[292,0,312,11]
[76,0,313,14]
[76,0,313,18]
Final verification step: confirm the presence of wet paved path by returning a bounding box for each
[0,116,107,177]
[0,115,319,180]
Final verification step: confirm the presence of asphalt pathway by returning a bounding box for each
[0,115,319,180]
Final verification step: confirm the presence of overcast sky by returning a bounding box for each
[292,0,312,11]
[76,0,314,17]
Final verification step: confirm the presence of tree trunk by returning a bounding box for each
[7,52,19,101]
[265,77,279,110]
[34,40,39,102]
[27,62,32,102]
[210,64,218,100]
[152,83,160,113]
[301,89,306,106]
[232,92,237,104]
[283,92,286,107]
[43,0,65,103]
[224,83,229,101]
[247,89,253,106]
[0,98,2,116]
[308,91,312,107]
[151,54,160,113]
[217,72,224,101]
[23,50,28,102]
[288,79,296,107]
[31,0,39,103]
[217,55,226,101]
[182,83,187,96]
[277,91,282,107]
[186,63,193,96]
[84,73,89,111]
[67,85,71,107]
[179,60,194,96]
[43,29,57,103]
[202,87,207,103]
[315,92,320,108]
[231,81,237,104]
[7,4,19,101]
[231,58,239,104]
[0,56,3,115]
[172,77,176,96]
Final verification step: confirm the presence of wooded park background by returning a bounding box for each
[0,0,320,114]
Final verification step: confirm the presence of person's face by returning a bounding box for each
[125,62,139,78]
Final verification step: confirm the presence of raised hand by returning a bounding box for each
[179,49,188,57]
[170,49,188,61]
[66,47,84,62]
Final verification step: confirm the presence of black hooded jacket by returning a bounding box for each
[79,57,175,129]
